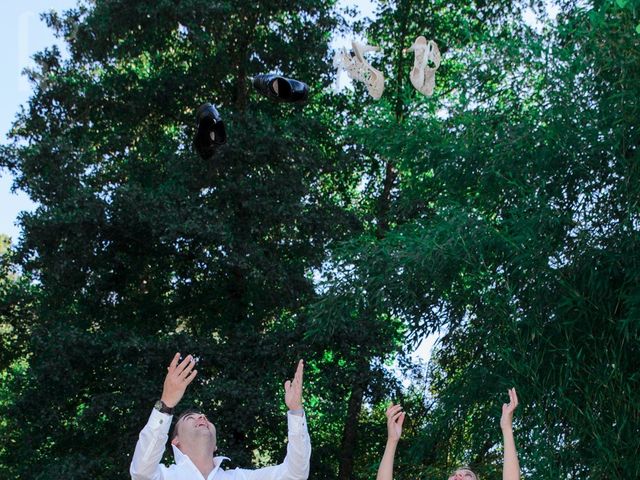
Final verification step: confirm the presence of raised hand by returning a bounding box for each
[385,403,405,443]
[500,388,521,480]
[284,359,304,412]
[500,387,519,431]
[161,353,198,408]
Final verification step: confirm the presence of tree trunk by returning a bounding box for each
[337,382,365,480]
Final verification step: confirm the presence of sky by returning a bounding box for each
[1,0,79,243]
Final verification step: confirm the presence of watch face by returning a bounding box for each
[154,400,164,411]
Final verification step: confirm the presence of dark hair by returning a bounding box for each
[170,408,204,440]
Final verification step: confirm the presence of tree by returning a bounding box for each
[0,0,361,477]
[310,1,640,479]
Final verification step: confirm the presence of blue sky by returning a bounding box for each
[1,0,79,243]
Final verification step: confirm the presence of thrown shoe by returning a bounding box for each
[404,36,441,97]
[252,74,309,104]
[333,40,385,100]
[194,103,226,160]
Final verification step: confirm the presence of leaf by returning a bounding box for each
[616,0,628,8]
[637,23,640,34]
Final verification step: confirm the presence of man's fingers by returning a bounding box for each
[168,352,181,372]
[291,359,303,389]
[286,360,303,393]
[179,358,196,379]
[176,354,193,374]
[297,359,304,385]
[284,362,304,410]
[184,369,198,386]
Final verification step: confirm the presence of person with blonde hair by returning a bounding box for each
[377,388,520,480]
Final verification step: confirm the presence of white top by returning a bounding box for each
[130,409,311,480]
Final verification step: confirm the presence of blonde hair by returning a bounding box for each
[448,467,478,480]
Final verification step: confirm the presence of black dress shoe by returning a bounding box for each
[252,74,309,104]
[194,103,227,160]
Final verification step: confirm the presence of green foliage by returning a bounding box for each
[309,0,640,479]
[0,0,363,477]
[1,0,639,479]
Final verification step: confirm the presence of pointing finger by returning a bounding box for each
[299,360,304,384]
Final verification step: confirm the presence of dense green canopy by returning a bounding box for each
[1,0,639,479]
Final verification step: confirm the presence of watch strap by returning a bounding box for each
[154,399,175,415]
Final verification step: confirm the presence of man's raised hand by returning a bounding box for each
[284,359,304,412]
[161,353,198,408]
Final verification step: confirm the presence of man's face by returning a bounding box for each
[171,412,217,451]
[448,469,477,480]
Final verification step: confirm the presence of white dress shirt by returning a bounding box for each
[130,408,311,480]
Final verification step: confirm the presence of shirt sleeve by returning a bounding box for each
[233,412,311,480]
[130,408,172,480]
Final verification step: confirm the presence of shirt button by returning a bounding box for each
[159,419,164,424]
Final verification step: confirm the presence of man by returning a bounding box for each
[130,353,310,480]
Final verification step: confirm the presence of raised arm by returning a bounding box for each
[241,359,311,480]
[376,403,405,480]
[130,353,197,480]
[500,388,520,480]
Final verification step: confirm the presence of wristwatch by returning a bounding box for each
[154,399,175,415]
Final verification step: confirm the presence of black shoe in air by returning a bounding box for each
[252,74,309,104]
[194,103,226,160]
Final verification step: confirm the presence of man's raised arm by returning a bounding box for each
[130,353,197,480]
[240,359,311,480]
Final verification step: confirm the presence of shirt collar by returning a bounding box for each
[172,444,230,468]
